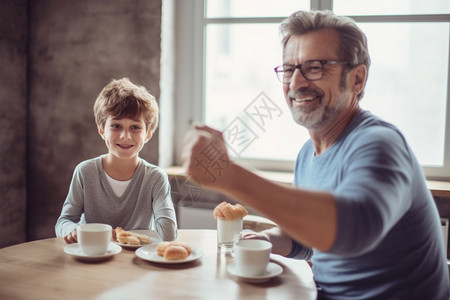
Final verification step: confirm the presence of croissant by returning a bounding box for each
[213,201,248,221]
[115,227,152,245]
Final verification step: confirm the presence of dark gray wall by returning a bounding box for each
[0,0,28,247]
[0,0,162,247]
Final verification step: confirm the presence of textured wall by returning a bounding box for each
[0,0,28,247]
[0,0,162,247]
[27,0,162,241]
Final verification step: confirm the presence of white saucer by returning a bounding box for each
[227,262,283,283]
[64,243,122,261]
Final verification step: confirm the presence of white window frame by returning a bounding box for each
[170,0,450,180]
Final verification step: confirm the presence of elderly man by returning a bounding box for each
[182,10,449,299]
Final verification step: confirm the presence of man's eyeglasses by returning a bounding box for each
[274,60,350,84]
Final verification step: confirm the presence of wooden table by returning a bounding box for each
[0,229,317,300]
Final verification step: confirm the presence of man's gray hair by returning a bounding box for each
[280,10,371,100]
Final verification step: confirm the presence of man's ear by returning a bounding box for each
[98,127,105,140]
[351,64,367,96]
[145,131,153,143]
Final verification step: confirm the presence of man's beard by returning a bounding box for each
[289,74,348,129]
[290,99,341,130]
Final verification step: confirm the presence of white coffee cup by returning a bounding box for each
[77,223,112,256]
[234,239,272,277]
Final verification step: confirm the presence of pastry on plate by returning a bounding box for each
[156,241,192,260]
[115,227,152,245]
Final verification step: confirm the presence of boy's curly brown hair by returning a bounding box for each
[93,78,159,134]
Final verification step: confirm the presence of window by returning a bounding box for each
[171,0,450,180]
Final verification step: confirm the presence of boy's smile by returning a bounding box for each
[99,115,152,162]
[117,143,133,149]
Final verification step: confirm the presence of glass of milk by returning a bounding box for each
[217,217,243,255]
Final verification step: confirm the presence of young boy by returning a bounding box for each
[55,78,177,243]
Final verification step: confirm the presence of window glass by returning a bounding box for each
[359,22,448,166]
[206,0,309,18]
[333,0,450,15]
[204,23,309,161]
[175,0,450,177]
[204,21,449,167]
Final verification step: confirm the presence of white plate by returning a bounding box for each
[115,230,161,249]
[64,243,122,261]
[135,243,203,264]
[227,262,283,283]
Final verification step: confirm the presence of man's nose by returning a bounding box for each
[289,68,309,90]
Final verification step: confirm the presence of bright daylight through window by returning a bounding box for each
[173,0,450,180]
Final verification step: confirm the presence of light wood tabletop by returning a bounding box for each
[0,229,317,300]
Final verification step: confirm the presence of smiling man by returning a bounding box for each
[182,10,449,299]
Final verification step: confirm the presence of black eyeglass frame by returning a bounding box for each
[274,60,351,83]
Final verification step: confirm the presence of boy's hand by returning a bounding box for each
[64,229,77,244]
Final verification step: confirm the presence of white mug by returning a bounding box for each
[234,239,272,276]
[77,223,112,256]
